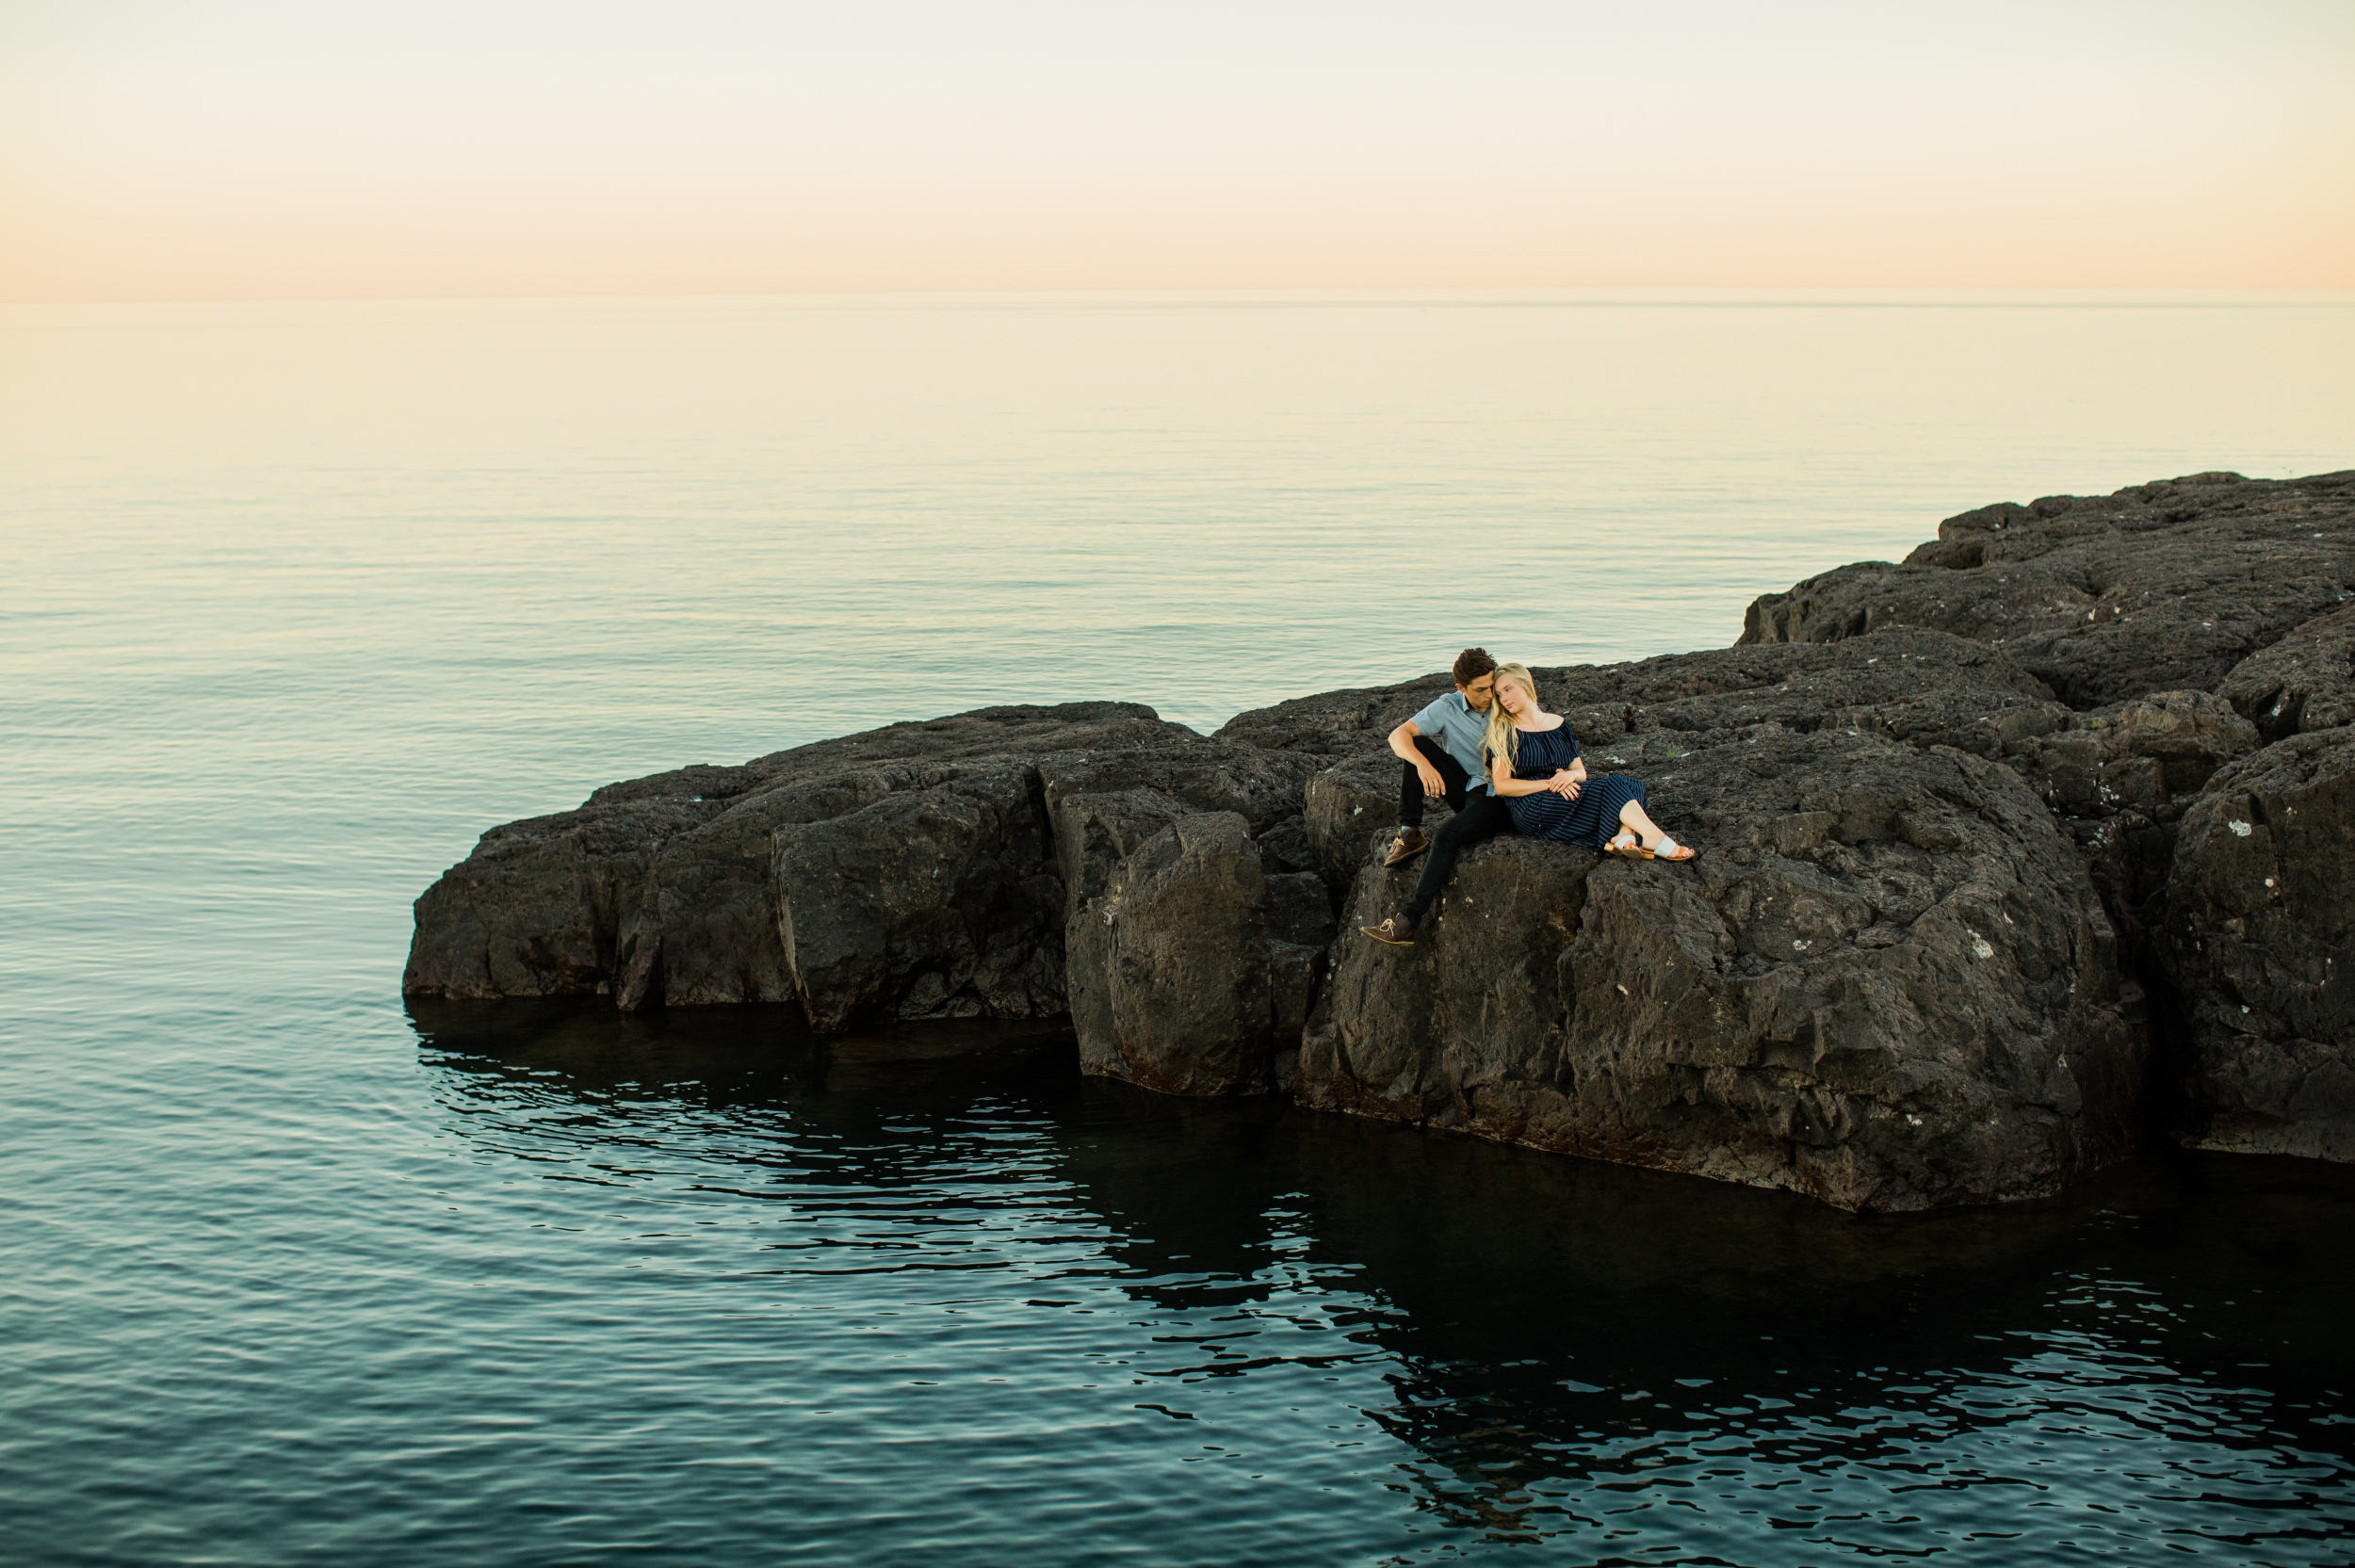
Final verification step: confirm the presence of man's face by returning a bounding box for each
[1460,672,1496,711]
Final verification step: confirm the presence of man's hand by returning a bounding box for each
[1419,763,1447,798]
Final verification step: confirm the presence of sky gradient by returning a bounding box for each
[4,0,2351,301]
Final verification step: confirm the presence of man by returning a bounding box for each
[1359,647,1512,946]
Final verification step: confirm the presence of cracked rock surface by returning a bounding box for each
[1739,471,2355,708]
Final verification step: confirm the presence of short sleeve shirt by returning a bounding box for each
[1407,691,1492,791]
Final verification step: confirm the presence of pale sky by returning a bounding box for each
[3,0,2350,300]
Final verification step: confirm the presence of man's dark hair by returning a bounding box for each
[1453,647,1497,687]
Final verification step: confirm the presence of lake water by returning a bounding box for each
[5,292,2354,1564]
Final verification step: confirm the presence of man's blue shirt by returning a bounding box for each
[1407,691,1491,790]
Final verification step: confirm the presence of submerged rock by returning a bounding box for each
[410,468,2355,1205]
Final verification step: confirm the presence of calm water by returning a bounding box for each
[5,292,2355,1564]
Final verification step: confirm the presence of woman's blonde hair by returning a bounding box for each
[1482,662,1538,772]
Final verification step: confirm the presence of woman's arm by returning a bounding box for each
[1489,751,1579,799]
[1489,752,1543,797]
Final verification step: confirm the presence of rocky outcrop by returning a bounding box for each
[1740,471,2355,708]
[771,756,1067,1029]
[2160,729,2355,1160]
[1064,811,1334,1096]
[2216,602,2355,743]
[1306,687,2139,1212]
[1716,470,2355,1169]
[410,469,2355,1206]
[414,703,1244,1022]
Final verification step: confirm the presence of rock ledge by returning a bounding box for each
[410,471,2355,1209]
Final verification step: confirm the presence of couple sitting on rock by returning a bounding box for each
[1360,647,1695,947]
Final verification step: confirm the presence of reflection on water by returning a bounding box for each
[8,295,2354,1564]
[409,1001,2355,1564]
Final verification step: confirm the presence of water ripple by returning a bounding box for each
[7,296,2355,1564]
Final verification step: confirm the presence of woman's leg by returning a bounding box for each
[1600,777,1692,859]
[1617,798,1668,849]
[1613,777,1670,851]
[1615,793,1694,859]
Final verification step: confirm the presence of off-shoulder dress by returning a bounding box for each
[1498,722,1649,848]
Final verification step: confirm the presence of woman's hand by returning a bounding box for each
[1550,769,1581,800]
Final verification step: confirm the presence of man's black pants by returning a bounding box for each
[1397,736,1511,925]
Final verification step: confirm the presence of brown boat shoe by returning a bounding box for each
[1359,913,1416,946]
[1382,828,1429,868]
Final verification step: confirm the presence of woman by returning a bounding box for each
[1483,662,1696,861]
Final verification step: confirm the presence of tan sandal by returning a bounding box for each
[1651,835,1698,863]
[1604,833,1648,859]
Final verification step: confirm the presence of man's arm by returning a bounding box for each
[1389,721,1446,798]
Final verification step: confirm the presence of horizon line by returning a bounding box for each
[8,283,2355,312]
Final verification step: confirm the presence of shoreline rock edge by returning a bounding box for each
[406,468,2355,1211]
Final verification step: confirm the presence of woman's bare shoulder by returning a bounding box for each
[1521,711,1567,733]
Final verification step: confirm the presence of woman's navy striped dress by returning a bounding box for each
[1498,722,1648,847]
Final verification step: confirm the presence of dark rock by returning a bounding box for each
[2216,602,2355,742]
[1740,471,2355,707]
[1726,474,2353,997]
[1225,627,2069,765]
[405,795,709,1005]
[1224,629,2154,1207]
[1309,726,2141,1211]
[1304,752,1412,896]
[410,702,1326,1040]
[2004,689,2261,822]
[408,703,1199,1015]
[2159,729,2355,1160]
[1260,625,2067,893]
[412,469,2355,1206]
[1048,786,1195,925]
[1253,815,1318,877]
[773,758,1065,1029]
[1215,684,1420,756]
[1040,738,1324,833]
[1039,745,1333,1091]
[1066,812,1333,1096]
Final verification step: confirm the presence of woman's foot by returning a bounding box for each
[1604,832,1648,859]
[1648,835,1697,863]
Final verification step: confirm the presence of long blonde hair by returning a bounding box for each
[1482,663,1538,772]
